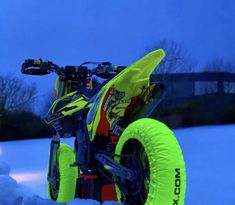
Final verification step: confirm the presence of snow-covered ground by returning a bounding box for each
[0,124,235,205]
[174,124,235,205]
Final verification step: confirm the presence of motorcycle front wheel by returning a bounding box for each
[47,143,77,203]
[115,118,186,205]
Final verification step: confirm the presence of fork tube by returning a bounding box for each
[58,80,65,98]
[48,134,60,181]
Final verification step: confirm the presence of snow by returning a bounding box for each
[174,124,235,205]
[0,175,22,205]
[0,124,235,205]
[0,138,121,205]
[0,172,122,205]
[0,139,51,198]
[0,161,10,175]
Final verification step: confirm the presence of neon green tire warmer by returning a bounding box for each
[48,143,77,203]
[115,118,186,205]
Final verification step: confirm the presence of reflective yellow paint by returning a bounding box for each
[88,49,165,141]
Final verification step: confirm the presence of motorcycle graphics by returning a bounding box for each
[21,49,186,205]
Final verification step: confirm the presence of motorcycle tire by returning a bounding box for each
[48,143,77,203]
[115,118,186,205]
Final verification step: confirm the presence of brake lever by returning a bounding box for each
[22,59,42,69]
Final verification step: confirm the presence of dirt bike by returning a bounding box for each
[21,49,186,205]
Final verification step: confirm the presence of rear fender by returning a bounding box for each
[87,49,165,141]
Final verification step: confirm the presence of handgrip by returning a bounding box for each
[21,59,50,75]
[22,59,42,69]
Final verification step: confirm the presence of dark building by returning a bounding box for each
[152,72,235,98]
[151,72,235,127]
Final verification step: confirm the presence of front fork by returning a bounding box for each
[47,134,60,190]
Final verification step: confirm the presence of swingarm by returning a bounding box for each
[95,153,136,181]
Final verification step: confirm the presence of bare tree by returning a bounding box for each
[203,57,235,72]
[40,92,54,116]
[0,74,37,114]
[145,39,198,73]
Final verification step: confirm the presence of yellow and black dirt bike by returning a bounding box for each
[21,49,186,205]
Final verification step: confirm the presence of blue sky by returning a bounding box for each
[0,0,235,102]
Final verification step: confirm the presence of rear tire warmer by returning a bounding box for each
[48,143,77,203]
[115,118,186,205]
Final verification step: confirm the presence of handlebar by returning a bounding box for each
[21,59,126,79]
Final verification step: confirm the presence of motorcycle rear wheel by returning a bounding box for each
[47,143,77,203]
[115,118,186,205]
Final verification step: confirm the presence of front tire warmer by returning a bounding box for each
[48,143,77,203]
[115,118,186,205]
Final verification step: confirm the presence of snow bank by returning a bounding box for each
[0,162,121,205]
[0,161,10,175]
[68,199,101,205]
[0,175,23,205]
[23,195,65,205]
